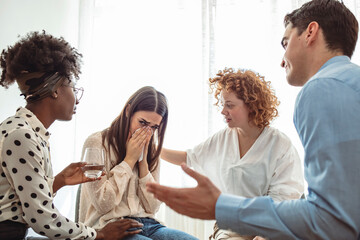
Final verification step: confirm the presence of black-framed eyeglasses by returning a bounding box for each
[62,83,84,102]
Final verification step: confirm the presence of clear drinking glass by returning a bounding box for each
[81,148,105,178]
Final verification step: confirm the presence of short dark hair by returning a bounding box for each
[284,0,358,58]
[0,31,82,88]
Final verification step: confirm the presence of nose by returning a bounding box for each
[221,107,226,115]
[281,58,285,68]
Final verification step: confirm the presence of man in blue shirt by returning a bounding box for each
[147,0,360,239]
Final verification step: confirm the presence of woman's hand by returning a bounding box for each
[53,162,105,193]
[124,127,152,169]
[138,138,150,178]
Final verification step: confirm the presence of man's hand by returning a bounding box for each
[96,218,143,240]
[53,162,105,192]
[146,164,221,220]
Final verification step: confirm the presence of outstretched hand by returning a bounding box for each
[146,164,221,220]
[96,218,143,240]
[54,162,105,192]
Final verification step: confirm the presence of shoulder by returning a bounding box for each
[314,58,360,91]
[1,114,31,132]
[299,59,360,104]
[83,131,103,147]
[214,127,235,138]
[264,127,294,149]
[206,127,235,143]
[1,115,39,145]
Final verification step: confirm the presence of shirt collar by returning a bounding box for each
[15,107,51,141]
[307,55,350,85]
[318,55,350,72]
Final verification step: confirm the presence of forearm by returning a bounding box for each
[160,148,187,165]
[95,231,103,240]
[139,172,161,213]
[216,194,357,240]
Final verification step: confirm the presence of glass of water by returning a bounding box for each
[81,148,105,178]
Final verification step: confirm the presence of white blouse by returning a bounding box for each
[0,107,95,239]
[186,127,304,201]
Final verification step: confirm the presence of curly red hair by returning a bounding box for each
[209,68,279,129]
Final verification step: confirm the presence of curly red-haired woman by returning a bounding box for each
[161,68,304,240]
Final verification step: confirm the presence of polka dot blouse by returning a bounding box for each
[0,107,96,239]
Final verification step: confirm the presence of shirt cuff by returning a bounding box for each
[139,171,153,184]
[185,149,193,167]
[114,161,133,176]
[215,193,246,230]
[47,177,56,197]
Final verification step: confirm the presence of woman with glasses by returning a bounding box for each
[79,86,198,240]
[0,31,142,240]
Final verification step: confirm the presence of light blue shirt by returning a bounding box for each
[216,56,360,240]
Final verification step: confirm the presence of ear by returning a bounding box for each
[51,91,58,99]
[125,104,130,118]
[305,21,320,46]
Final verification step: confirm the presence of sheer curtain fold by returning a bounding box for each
[77,0,359,238]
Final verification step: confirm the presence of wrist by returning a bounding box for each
[95,230,104,240]
[53,173,65,193]
[124,156,137,169]
[139,168,149,179]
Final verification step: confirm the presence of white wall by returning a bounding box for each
[0,0,81,235]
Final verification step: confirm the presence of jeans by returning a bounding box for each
[0,220,28,240]
[123,217,198,240]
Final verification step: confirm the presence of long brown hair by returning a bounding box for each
[102,86,168,172]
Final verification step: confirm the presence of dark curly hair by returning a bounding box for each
[0,31,82,88]
[209,68,279,129]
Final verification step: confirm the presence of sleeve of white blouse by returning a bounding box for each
[81,134,133,215]
[267,143,304,202]
[186,140,207,170]
[2,129,96,239]
[186,130,222,171]
[138,161,161,214]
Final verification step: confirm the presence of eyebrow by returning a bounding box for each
[140,118,159,128]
